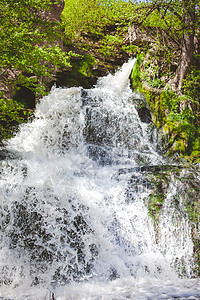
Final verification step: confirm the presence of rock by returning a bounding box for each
[124,25,154,45]
[137,106,152,123]
[124,24,180,49]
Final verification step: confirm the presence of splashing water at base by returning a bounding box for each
[0,59,200,299]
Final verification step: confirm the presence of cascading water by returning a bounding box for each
[0,59,200,299]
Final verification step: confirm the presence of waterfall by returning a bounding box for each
[0,59,199,299]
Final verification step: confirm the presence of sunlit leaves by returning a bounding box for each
[0,0,73,93]
[62,0,135,39]
[0,97,32,140]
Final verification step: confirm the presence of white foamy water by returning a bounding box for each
[0,59,200,299]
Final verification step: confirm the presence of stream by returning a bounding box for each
[0,59,200,299]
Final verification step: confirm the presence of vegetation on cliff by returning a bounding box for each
[128,0,200,162]
[0,0,71,94]
[0,0,73,141]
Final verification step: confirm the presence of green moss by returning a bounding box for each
[180,171,200,224]
[131,47,200,163]
[66,54,97,88]
[141,86,200,161]
[143,166,200,276]
[122,44,139,54]
[130,54,143,91]
[144,172,169,223]
[193,239,200,276]
[77,54,96,77]
[183,63,200,104]
[146,193,164,221]
[178,168,200,275]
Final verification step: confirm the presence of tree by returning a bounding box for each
[62,0,102,38]
[62,0,132,39]
[0,0,72,98]
[0,0,76,141]
[168,0,198,93]
[131,0,200,93]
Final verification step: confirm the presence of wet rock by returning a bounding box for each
[118,164,183,175]
[141,164,200,275]
[137,106,152,123]
[5,186,98,285]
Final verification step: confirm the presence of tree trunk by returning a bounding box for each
[169,0,195,94]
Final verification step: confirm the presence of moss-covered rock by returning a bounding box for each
[131,55,200,162]
[143,164,200,275]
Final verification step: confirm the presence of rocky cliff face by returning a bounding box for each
[143,164,200,275]
[0,70,20,101]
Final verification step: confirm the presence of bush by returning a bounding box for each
[0,98,32,141]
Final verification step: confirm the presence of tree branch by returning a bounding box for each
[157,7,180,47]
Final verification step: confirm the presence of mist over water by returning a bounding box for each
[0,59,200,299]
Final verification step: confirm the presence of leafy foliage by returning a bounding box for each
[183,63,200,104]
[0,0,73,94]
[100,34,124,58]
[0,0,77,141]
[62,0,135,39]
[129,0,200,161]
[0,98,31,141]
[144,88,199,160]
[66,54,97,87]
[131,53,200,161]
